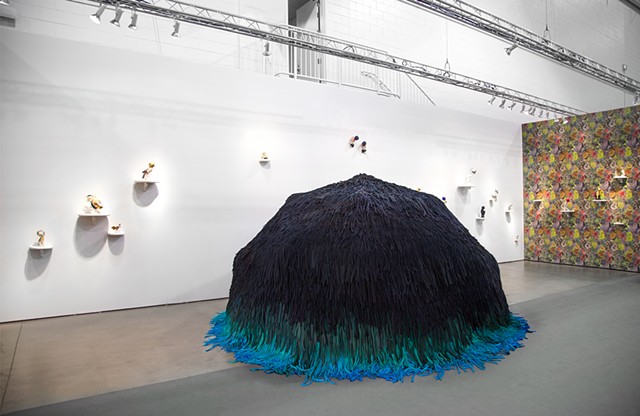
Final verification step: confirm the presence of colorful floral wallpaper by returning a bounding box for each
[522,105,640,272]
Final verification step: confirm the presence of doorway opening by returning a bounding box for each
[287,0,324,80]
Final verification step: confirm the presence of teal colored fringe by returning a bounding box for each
[204,311,531,386]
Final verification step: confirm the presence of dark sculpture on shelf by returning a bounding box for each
[360,141,367,153]
[480,206,486,218]
[204,174,530,384]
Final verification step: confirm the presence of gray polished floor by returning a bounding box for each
[1,261,637,414]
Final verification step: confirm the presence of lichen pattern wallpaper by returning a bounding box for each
[522,105,640,272]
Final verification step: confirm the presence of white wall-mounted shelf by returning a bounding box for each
[78,212,109,224]
[134,179,159,191]
[458,185,476,189]
[30,245,53,250]
[613,175,627,180]
[592,199,609,202]
[259,159,270,163]
[561,210,575,213]
[476,217,486,221]
[29,245,53,256]
[532,199,543,203]
[613,222,627,227]
[505,209,513,213]
[107,230,125,236]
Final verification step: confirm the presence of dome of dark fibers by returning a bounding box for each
[205,174,530,384]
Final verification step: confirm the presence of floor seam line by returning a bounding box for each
[1,322,23,413]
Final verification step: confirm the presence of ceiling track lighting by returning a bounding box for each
[508,102,516,111]
[110,6,123,27]
[498,99,506,109]
[504,44,518,56]
[89,3,106,24]
[403,0,640,98]
[128,10,138,30]
[538,109,544,117]
[171,19,180,38]
[520,104,526,114]
[488,96,496,105]
[76,0,584,116]
[529,107,536,116]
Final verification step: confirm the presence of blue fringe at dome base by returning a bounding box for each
[205,311,531,386]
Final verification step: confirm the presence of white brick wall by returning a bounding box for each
[2,0,639,113]
[3,0,287,72]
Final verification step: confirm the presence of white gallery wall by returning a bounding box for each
[1,28,524,322]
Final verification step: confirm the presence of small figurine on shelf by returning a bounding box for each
[480,206,486,218]
[596,186,604,200]
[464,168,477,184]
[349,135,360,147]
[561,198,570,211]
[260,152,269,160]
[35,229,45,247]
[619,168,626,177]
[142,162,155,180]
[111,224,122,232]
[515,235,520,244]
[507,203,513,211]
[491,189,499,201]
[441,196,447,204]
[360,141,367,154]
[86,195,103,213]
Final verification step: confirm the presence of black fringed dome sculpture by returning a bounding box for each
[205,174,530,384]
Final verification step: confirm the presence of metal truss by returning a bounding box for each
[70,0,585,116]
[403,0,640,97]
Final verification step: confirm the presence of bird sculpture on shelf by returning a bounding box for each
[35,229,45,247]
[111,224,122,232]
[348,135,359,147]
[86,195,103,212]
[142,162,155,180]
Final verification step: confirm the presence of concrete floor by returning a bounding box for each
[0,260,636,414]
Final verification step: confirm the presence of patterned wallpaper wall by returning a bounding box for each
[522,105,640,272]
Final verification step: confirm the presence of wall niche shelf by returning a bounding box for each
[134,179,159,191]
